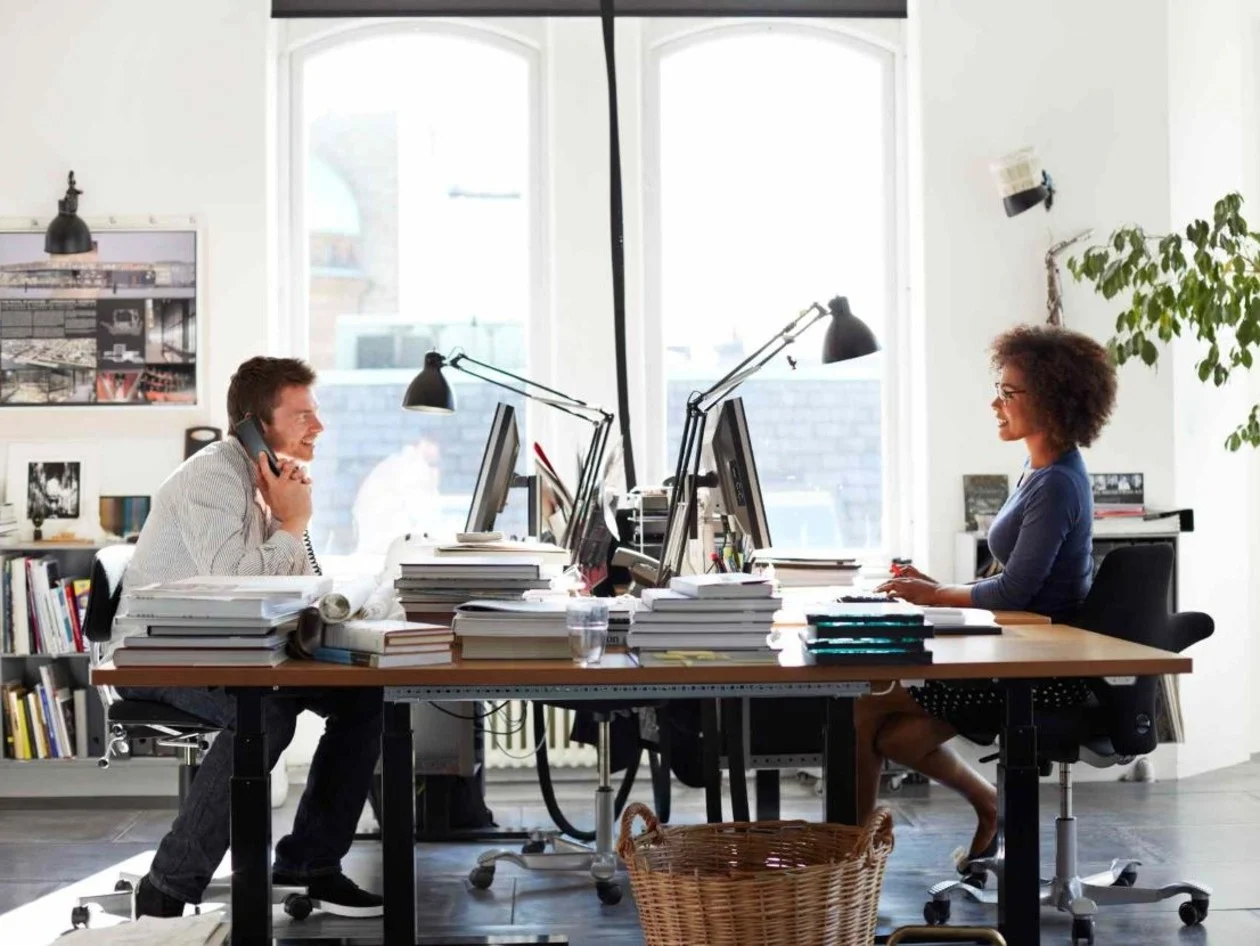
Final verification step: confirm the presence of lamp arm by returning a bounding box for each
[448,352,610,424]
[694,302,829,412]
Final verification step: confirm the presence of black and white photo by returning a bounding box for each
[26,461,81,520]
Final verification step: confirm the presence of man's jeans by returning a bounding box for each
[117,685,383,904]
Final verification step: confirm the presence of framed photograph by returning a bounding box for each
[963,474,1009,533]
[5,442,101,540]
[0,217,200,407]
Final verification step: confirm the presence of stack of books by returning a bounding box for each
[0,505,17,545]
[111,576,331,667]
[2,663,89,760]
[804,602,934,665]
[2,554,92,655]
[629,574,781,665]
[750,551,861,587]
[314,618,453,668]
[396,555,557,620]
[452,599,572,659]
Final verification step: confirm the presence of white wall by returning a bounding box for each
[1166,0,1258,773]
[0,0,273,502]
[913,0,1175,579]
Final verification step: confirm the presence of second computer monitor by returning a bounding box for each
[712,396,772,550]
[466,402,521,534]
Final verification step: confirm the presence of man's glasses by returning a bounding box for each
[993,382,1026,402]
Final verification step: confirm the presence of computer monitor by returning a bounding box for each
[465,403,521,534]
[711,396,772,550]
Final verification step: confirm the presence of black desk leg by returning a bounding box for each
[230,688,271,946]
[721,699,749,822]
[755,770,780,822]
[998,681,1040,944]
[701,700,723,823]
[382,700,416,946]
[823,698,858,825]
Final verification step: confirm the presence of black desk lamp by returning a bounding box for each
[657,295,878,582]
[403,349,614,551]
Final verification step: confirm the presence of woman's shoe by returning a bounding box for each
[952,832,1000,876]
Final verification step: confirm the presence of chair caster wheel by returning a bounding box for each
[114,879,134,892]
[283,893,313,921]
[521,840,547,855]
[1071,915,1095,945]
[70,905,91,928]
[1179,898,1209,926]
[1115,866,1138,887]
[596,881,622,905]
[922,899,950,925]
[469,866,495,890]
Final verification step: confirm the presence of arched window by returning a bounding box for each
[288,26,536,556]
[648,25,900,552]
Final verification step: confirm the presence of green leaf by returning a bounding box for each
[1141,339,1159,365]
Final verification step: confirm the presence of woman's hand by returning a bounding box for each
[875,577,940,605]
[891,564,938,585]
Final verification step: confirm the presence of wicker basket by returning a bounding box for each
[616,802,895,946]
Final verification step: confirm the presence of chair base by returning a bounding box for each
[924,830,1212,941]
[468,717,624,905]
[72,872,319,928]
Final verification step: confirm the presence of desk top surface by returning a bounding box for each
[92,622,1190,689]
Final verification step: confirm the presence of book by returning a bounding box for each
[669,574,774,599]
[121,575,331,620]
[640,588,781,613]
[312,646,452,668]
[323,619,452,655]
[113,647,288,667]
[123,633,290,650]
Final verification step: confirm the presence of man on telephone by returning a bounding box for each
[114,356,385,919]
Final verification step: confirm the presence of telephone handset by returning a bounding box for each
[232,414,322,576]
[233,415,281,476]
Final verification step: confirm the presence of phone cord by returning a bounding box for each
[303,530,323,576]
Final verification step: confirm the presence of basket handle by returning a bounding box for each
[887,927,1007,945]
[616,801,663,861]
[855,805,896,857]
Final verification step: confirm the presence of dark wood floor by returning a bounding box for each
[3,760,1260,944]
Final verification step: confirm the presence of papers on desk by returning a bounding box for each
[120,576,331,620]
[629,580,778,660]
[58,912,227,946]
[396,555,559,618]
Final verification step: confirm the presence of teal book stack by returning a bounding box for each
[804,603,934,666]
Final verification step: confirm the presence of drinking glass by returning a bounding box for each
[567,598,610,667]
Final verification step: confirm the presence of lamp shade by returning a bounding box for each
[402,351,456,412]
[44,171,93,255]
[821,296,879,363]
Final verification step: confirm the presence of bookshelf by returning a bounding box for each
[2,543,109,767]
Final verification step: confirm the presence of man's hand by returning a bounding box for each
[875,577,940,605]
[255,454,312,536]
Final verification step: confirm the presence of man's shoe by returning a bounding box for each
[135,875,186,919]
[273,870,383,919]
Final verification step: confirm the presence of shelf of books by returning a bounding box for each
[1,543,104,766]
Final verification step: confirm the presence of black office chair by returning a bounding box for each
[924,544,1213,945]
[467,700,669,905]
[73,546,313,927]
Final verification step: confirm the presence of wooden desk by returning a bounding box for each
[93,625,1190,946]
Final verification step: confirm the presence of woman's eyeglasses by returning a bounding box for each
[993,382,1026,403]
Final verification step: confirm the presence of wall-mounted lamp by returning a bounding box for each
[44,171,94,255]
[992,147,1054,217]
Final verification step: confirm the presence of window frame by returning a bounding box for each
[639,18,910,557]
[276,17,550,410]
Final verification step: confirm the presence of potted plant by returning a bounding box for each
[1067,192,1260,450]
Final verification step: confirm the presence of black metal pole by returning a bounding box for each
[721,698,749,822]
[601,0,636,490]
[701,699,723,823]
[230,688,271,946]
[998,681,1040,943]
[755,769,781,822]
[382,700,416,945]
[822,697,858,824]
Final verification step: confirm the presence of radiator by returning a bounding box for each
[484,701,597,769]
